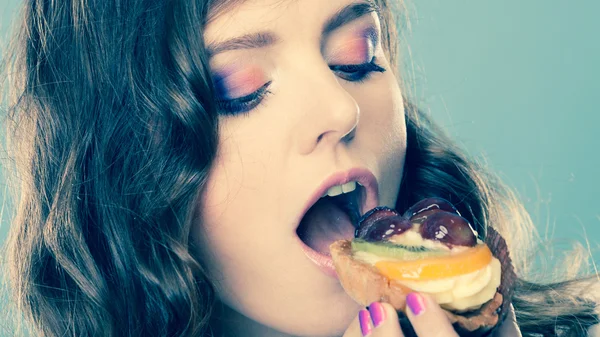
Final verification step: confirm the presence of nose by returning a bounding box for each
[294,71,360,155]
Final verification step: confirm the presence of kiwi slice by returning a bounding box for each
[351,239,447,260]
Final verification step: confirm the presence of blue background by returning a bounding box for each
[1,0,599,335]
[403,0,600,263]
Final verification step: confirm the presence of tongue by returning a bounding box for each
[298,198,355,256]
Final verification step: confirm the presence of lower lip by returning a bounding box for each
[296,236,339,279]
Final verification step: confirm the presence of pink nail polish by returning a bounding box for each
[359,309,373,336]
[368,302,386,327]
[406,292,426,316]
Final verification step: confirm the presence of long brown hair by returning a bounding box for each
[2,0,598,336]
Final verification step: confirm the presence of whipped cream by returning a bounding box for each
[353,247,501,311]
[400,258,501,311]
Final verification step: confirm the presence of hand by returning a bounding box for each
[343,293,522,337]
[343,292,459,337]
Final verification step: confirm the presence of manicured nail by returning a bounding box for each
[368,302,386,328]
[406,292,426,316]
[359,309,373,336]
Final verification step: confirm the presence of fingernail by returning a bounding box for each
[359,309,373,336]
[368,302,386,328]
[406,292,426,316]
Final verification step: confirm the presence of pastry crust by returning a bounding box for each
[330,240,412,310]
[330,239,505,335]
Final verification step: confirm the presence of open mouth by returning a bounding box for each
[296,182,364,257]
[293,169,379,278]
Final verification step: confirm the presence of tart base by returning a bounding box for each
[330,226,516,337]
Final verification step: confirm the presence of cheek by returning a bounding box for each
[370,72,407,156]
[381,80,407,205]
[198,125,266,219]
[357,72,406,135]
[191,138,249,265]
[192,146,273,292]
[191,124,282,258]
[353,72,407,204]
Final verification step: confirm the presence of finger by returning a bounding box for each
[343,302,404,337]
[368,302,404,336]
[405,292,459,337]
[495,305,522,337]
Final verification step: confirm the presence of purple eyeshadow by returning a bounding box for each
[361,26,379,48]
[212,70,233,99]
[213,78,226,98]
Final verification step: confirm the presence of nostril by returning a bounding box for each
[315,127,356,145]
[342,128,356,143]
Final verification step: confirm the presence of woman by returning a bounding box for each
[3,0,599,336]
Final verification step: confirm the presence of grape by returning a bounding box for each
[402,197,460,219]
[355,199,476,246]
[409,210,439,225]
[419,211,477,247]
[357,215,413,242]
[355,206,400,239]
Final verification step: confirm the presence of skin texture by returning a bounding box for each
[192,0,406,336]
[191,0,521,336]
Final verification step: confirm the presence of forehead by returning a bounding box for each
[205,0,370,43]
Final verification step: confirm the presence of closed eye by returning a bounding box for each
[330,57,386,82]
[216,81,272,116]
[215,57,385,116]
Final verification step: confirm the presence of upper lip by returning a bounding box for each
[296,167,380,230]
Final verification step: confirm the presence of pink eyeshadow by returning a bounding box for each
[216,65,266,99]
[329,27,377,64]
[331,37,372,64]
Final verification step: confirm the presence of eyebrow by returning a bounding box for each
[322,0,379,37]
[207,0,380,57]
[207,32,278,56]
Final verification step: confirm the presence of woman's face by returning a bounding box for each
[192,0,407,335]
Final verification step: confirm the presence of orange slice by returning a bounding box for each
[374,244,492,281]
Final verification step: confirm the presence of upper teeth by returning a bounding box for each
[323,181,358,197]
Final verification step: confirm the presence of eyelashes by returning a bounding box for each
[215,57,386,116]
[216,81,273,116]
[330,56,386,83]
